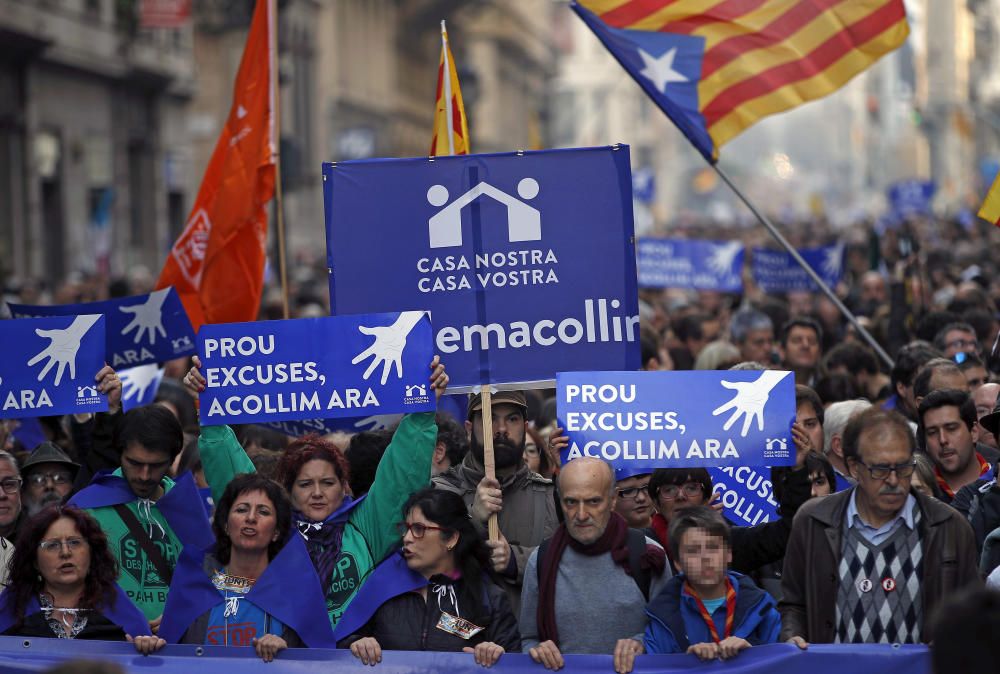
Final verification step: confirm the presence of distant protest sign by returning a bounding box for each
[637,238,744,292]
[0,315,107,418]
[751,244,844,293]
[9,287,195,368]
[325,146,640,391]
[197,311,436,426]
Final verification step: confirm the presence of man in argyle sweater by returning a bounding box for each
[779,407,980,646]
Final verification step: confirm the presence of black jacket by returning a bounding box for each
[341,575,521,653]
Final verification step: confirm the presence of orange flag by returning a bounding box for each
[157,0,276,330]
[430,21,470,156]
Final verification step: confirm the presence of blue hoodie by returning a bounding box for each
[644,571,781,654]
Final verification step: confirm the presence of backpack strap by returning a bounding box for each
[535,536,552,588]
[113,503,173,586]
[626,528,652,602]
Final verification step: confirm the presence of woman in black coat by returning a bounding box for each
[338,488,520,667]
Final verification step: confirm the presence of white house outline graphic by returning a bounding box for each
[427,178,541,249]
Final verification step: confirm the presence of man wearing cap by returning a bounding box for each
[20,442,80,517]
[432,390,558,616]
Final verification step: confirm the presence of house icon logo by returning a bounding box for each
[765,438,787,452]
[77,385,98,399]
[172,336,194,352]
[426,178,541,249]
[405,384,427,398]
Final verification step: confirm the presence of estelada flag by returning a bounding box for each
[430,21,471,156]
[979,172,1000,225]
[156,0,276,330]
[572,0,909,162]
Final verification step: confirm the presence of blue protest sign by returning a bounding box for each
[708,467,779,527]
[632,167,656,204]
[257,414,404,438]
[557,370,796,475]
[8,287,196,369]
[197,311,436,426]
[751,243,844,293]
[0,315,107,418]
[118,364,165,412]
[637,238,744,291]
[887,179,935,218]
[324,146,641,392]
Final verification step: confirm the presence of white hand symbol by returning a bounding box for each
[707,241,743,277]
[711,370,791,437]
[120,364,163,402]
[352,414,403,432]
[351,311,424,385]
[821,244,844,278]
[27,315,101,386]
[119,289,169,345]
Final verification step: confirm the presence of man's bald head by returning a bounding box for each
[558,458,617,544]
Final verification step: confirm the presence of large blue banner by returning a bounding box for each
[0,315,107,418]
[8,287,196,369]
[324,146,641,392]
[556,370,796,475]
[0,637,930,674]
[637,238,744,291]
[751,244,844,293]
[197,311,436,426]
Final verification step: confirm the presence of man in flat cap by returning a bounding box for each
[432,390,558,615]
[21,442,80,517]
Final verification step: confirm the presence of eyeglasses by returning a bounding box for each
[946,339,978,352]
[397,522,448,539]
[0,478,22,494]
[853,459,916,480]
[616,483,650,500]
[38,537,86,554]
[27,472,72,488]
[656,483,704,500]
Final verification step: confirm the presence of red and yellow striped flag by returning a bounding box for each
[574,1,909,162]
[979,172,1000,225]
[430,21,471,156]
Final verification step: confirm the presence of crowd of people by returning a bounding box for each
[0,213,1000,671]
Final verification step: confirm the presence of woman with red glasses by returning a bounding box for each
[336,488,520,668]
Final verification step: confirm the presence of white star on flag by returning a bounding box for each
[638,46,687,93]
[237,105,247,119]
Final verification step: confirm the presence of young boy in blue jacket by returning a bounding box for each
[644,506,781,660]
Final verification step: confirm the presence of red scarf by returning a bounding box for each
[649,512,675,569]
[683,577,737,643]
[935,452,990,498]
[536,513,665,646]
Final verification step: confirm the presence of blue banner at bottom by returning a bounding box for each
[0,637,929,673]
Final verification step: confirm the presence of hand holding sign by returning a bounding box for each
[712,370,791,437]
[119,288,169,345]
[95,365,122,414]
[28,315,102,386]
[352,311,424,385]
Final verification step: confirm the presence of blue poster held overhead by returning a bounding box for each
[0,315,107,418]
[8,287,196,369]
[324,146,641,392]
[556,370,796,474]
[751,243,844,293]
[118,364,165,412]
[637,238,744,291]
[197,311,436,426]
[887,179,935,219]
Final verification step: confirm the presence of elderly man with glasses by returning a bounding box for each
[780,407,980,648]
[0,451,22,585]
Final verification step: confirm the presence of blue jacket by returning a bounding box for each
[644,572,781,653]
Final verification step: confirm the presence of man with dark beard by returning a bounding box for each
[432,391,558,616]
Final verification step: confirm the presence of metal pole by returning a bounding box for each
[712,163,894,369]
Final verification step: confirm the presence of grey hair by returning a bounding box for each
[695,340,741,370]
[729,361,769,371]
[822,399,872,455]
[730,310,773,345]
[0,452,19,476]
